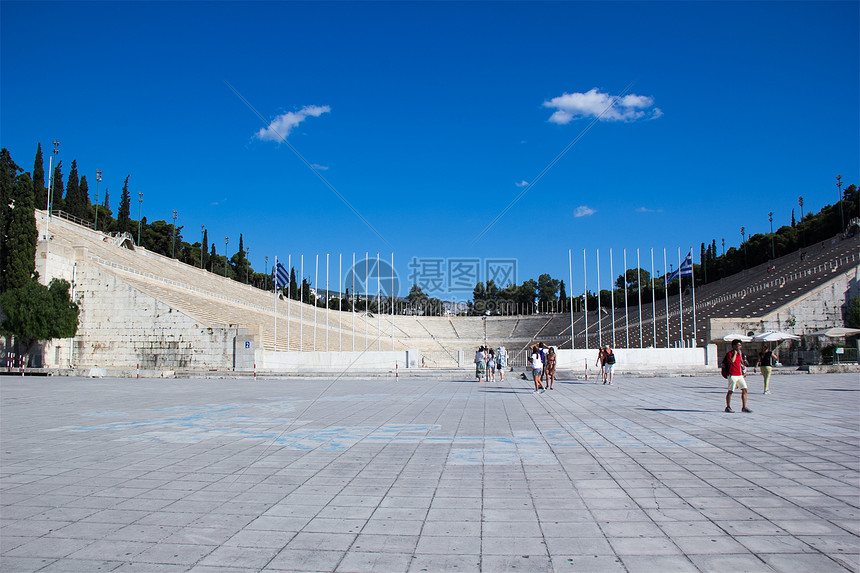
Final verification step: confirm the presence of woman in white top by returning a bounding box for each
[530,345,545,394]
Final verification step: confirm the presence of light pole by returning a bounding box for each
[200,225,205,268]
[224,236,229,277]
[94,170,102,231]
[45,140,59,241]
[768,212,775,259]
[836,174,845,232]
[171,209,177,258]
[137,192,143,246]
[245,247,250,284]
[798,196,805,247]
[265,256,269,290]
[740,226,747,269]
[47,140,59,216]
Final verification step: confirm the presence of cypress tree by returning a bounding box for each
[202,229,209,269]
[78,175,92,222]
[33,143,46,209]
[64,160,80,218]
[117,175,131,234]
[289,267,298,299]
[3,172,37,291]
[50,161,63,211]
[0,148,22,293]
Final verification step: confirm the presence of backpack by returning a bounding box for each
[606,351,616,365]
[721,352,735,379]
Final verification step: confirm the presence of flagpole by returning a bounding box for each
[287,254,291,350]
[637,248,642,348]
[300,254,304,351]
[623,248,629,349]
[583,249,589,350]
[364,252,368,351]
[339,253,343,352]
[376,252,381,352]
[352,252,356,352]
[274,255,278,352]
[326,253,330,352]
[314,254,319,352]
[678,247,683,346]
[690,247,697,347]
[609,248,616,347]
[663,248,669,348]
[596,248,602,348]
[651,248,656,348]
[568,249,574,349]
[391,252,395,351]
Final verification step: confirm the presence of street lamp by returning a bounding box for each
[740,226,747,269]
[171,209,178,258]
[137,192,143,247]
[200,225,205,268]
[768,212,775,259]
[94,170,102,231]
[45,140,59,241]
[224,236,229,277]
[798,196,805,247]
[836,174,845,232]
[245,247,250,284]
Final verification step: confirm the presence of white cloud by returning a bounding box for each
[636,206,663,213]
[544,88,661,124]
[574,205,596,217]
[515,180,529,188]
[255,105,330,141]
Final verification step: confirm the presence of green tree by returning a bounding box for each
[0,148,20,292]
[116,175,132,234]
[64,159,80,216]
[50,161,64,211]
[2,173,37,291]
[0,277,80,361]
[289,267,298,299]
[33,143,46,209]
[846,296,860,329]
[201,228,209,270]
[231,233,250,282]
[537,273,560,309]
[407,284,429,314]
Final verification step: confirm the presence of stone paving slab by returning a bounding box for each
[1,372,858,572]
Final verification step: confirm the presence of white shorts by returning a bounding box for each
[727,375,747,391]
[603,364,614,374]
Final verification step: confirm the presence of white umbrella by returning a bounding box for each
[752,331,801,342]
[808,327,860,338]
[718,333,753,342]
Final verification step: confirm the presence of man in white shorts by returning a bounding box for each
[724,339,752,413]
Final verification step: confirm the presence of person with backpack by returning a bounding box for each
[486,347,496,383]
[496,346,508,382]
[603,345,616,385]
[723,339,752,413]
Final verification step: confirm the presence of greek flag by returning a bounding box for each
[664,252,693,284]
[273,261,289,289]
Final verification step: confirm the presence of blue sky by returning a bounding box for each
[2,1,858,300]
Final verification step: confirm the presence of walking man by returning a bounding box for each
[724,339,752,413]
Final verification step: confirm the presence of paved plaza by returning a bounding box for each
[1,371,858,572]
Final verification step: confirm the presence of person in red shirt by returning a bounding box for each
[724,339,752,413]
